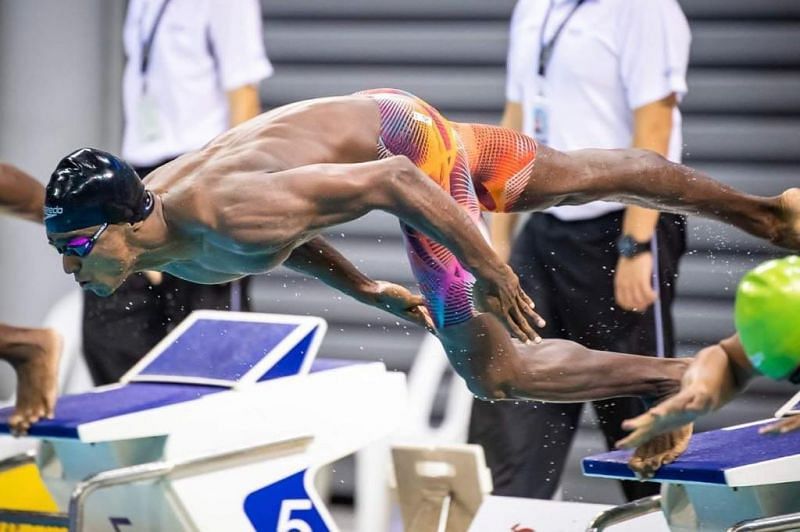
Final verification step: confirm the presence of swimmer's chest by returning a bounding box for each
[192,232,294,275]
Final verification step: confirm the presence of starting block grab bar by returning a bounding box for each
[585,494,661,531]
[0,435,311,531]
[728,512,800,532]
[584,494,800,532]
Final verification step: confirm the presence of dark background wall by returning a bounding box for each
[252,0,800,504]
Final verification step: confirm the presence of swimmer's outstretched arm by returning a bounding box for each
[616,335,755,449]
[244,157,542,342]
[0,163,44,223]
[284,236,433,329]
[518,145,800,251]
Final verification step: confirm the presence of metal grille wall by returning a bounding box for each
[253,0,799,502]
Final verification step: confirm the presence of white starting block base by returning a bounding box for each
[582,419,800,531]
[0,311,408,531]
[469,496,669,532]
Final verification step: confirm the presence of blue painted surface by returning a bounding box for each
[259,328,317,381]
[244,470,329,531]
[139,319,298,381]
[310,358,360,373]
[0,383,223,438]
[582,423,800,484]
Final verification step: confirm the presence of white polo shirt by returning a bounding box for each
[122,0,273,166]
[507,0,691,221]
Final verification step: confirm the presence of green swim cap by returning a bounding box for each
[735,256,800,381]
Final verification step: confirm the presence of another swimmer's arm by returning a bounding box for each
[616,334,756,448]
[0,163,44,224]
[284,237,433,330]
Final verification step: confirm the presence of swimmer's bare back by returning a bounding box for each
[143,95,542,342]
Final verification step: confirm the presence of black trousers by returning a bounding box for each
[82,161,251,385]
[469,210,686,501]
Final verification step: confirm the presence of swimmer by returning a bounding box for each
[617,256,800,477]
[43,89,799,411]
[0,162,62,435]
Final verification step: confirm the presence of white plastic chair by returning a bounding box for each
[355,333,474,532]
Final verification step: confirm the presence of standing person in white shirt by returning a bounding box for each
[469,0,691,501]
[82,0,273,385]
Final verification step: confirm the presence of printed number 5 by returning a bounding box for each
[277,499,313,532]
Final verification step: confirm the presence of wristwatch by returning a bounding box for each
[616,234,651,258]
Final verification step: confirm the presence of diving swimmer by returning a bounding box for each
[42,89,800,422]
[0,162,62,435]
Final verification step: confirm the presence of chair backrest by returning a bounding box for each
[41,289,92,395]
[403,334,474,444]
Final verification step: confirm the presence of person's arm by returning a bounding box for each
[0,163,44,224]
[614,94,675,312]
[284,236,433,330]
[490,101,523,262]
[615,334,756,449]
[227,84,261,128]
[227,157,543,342]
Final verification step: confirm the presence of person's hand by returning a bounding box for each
[614,252,657,312]
[627,424,693,478]
[472,264,545,343]
[760,415,800,435]
[144,271,163,285]
[370,281,435,332]
[616,386,714,449]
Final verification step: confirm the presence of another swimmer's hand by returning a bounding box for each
[616,386,713,449]
[760,415,800,435]
[368,281,435,332]
[473,264,545,344]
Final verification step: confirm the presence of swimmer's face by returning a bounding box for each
[48,224,136,296]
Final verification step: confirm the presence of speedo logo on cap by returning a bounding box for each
[44,206,63,220]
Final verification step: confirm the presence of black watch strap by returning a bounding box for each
[617,235,651,258]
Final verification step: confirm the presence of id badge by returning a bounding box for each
[530,92,550,145]
[136,92,163,143]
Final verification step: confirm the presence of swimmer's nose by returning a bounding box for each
[62,255,81,275]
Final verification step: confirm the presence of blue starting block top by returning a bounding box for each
[583,421,800,486]
[0,311,349,439]
[123,311,327,387]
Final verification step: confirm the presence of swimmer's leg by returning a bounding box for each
[527,145,800,250]
[437,313,687,403]
[0,323,61,435]
[457,122,800,251]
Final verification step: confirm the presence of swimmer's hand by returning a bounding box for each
[472,264,545,344]
[760,415,800,435]
[627,425,693,478]
[368,281,435,332]
[616,386,713,449]
[144,271,163,285]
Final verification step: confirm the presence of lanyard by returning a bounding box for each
[537,0,586,78]
[140,0,172,87]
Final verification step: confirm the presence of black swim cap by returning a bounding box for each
[45,148,154,233]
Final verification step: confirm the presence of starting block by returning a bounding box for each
[0,310,407,531]
[582,420,800,531]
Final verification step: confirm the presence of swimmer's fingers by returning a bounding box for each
[760,415,800,435]
[509,302,540,344]
[518,292,546,329]
[616,413,658,449]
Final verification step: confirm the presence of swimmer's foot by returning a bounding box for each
[628,423,693,479]
[775,188,800,251]
[6,329,62,436]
